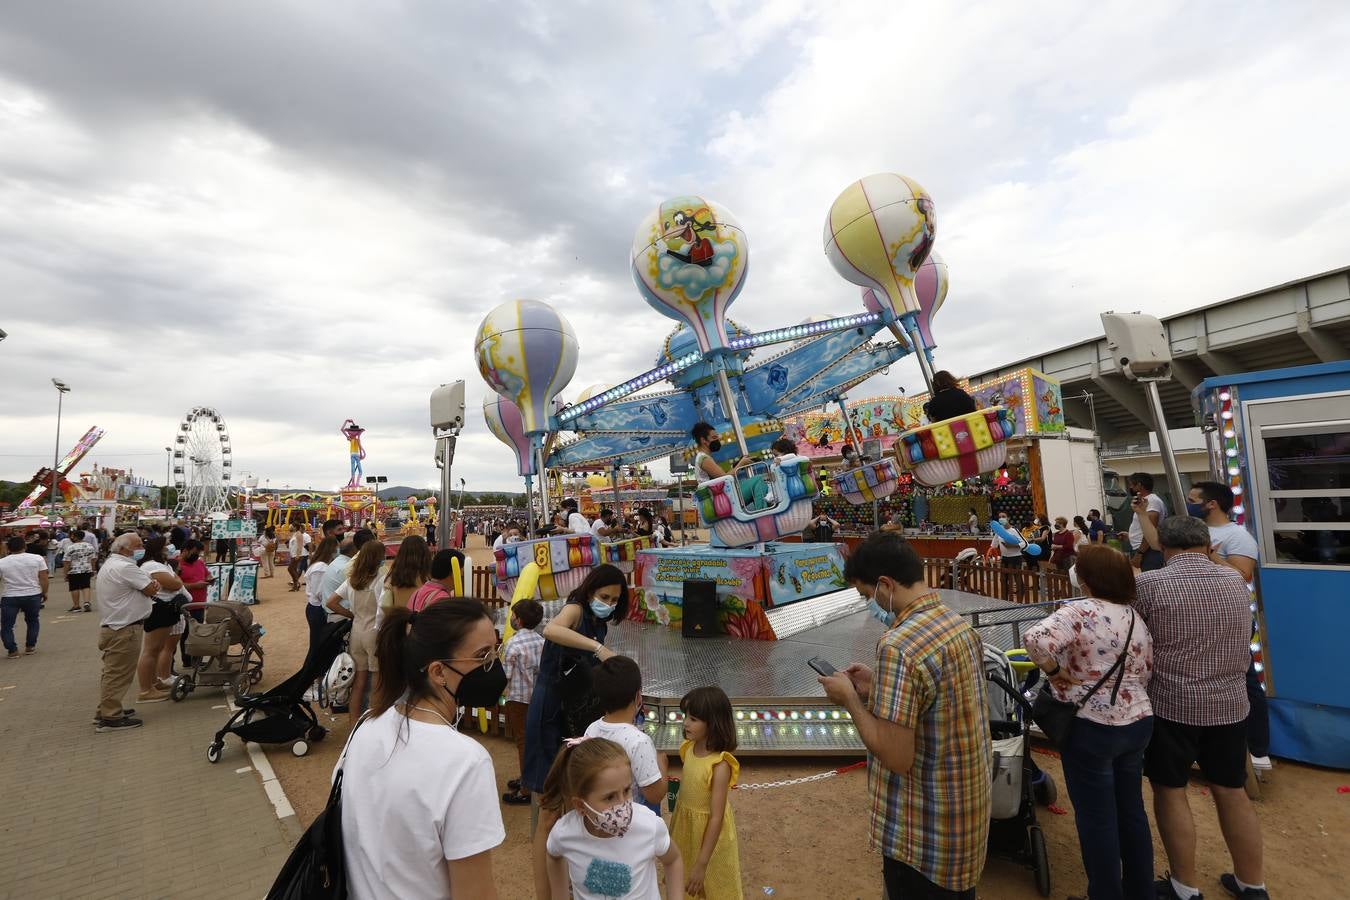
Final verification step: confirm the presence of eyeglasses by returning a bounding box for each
[426,651,497,673]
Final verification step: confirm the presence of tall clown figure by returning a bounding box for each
[341,419,366,488]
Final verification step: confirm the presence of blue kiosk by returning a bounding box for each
[1196,361,1350,768]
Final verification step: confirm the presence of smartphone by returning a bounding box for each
[807,656,837,677]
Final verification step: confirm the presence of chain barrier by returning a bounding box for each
[732,760,865,791]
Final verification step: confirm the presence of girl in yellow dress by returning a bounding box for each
[671,687,742,899]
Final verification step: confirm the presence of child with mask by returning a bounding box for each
[544,737,683,900]
[502,598,545,806]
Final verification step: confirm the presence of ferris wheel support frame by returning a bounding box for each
[172,406,233,517]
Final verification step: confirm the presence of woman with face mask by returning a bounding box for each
[339,599,505,899]
[690,421,770,510]
[523,564,631,897]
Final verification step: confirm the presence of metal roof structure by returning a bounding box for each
[966,266,1350,438]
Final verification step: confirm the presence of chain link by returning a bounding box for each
[733,762,864,791]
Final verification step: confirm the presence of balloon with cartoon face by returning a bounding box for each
[631,196,749,355]
[825,173,936,319]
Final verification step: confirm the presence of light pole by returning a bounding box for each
[164,446,172,511]
[457,477,466,509]
[50,379,70,522]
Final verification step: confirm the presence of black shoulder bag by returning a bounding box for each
[266,713,369,900]
[1031,612,1135,747]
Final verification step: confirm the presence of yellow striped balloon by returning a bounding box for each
[823,174,936,318]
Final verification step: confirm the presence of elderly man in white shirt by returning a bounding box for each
[93,533,175,731]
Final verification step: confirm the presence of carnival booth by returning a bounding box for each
[1195,361,1350,768]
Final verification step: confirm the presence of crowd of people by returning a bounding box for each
[3,456,1276,899]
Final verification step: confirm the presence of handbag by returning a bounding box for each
[266,714,369,900]
[1031,612,1135,747]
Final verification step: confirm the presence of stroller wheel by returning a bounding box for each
[248,668,263,685]
[170,677,191,703]
[206,742,224,765]
[307,726,327,743]
[1028,825,1050,897]
[291,740,309,757]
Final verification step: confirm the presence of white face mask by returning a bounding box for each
[582,798,634,837]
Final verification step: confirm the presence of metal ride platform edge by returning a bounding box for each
[603,588,1061,757]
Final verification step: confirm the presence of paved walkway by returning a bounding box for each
[0,578,294,899]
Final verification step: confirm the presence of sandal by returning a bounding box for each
[502,790,531,805]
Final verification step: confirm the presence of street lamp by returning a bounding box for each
[164,446,172,511]
[458,477,466,509]
[50,379,70,522]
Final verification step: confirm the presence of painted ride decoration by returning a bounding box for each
[473,173,1013,639]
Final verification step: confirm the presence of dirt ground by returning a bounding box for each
[242,537,1348,899]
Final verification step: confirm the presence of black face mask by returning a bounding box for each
[447,661,508,710]
[708,439,722,453]
[185,554,199,562]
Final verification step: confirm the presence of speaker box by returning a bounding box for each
[682,579,719,638]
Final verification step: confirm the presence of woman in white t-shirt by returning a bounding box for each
[339,599,506,899]
[325,539,387,720]
[136,537,185,700]
[286,524,309,592]
[303,537,339,660]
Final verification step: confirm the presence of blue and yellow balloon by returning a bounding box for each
[475,299,579,436]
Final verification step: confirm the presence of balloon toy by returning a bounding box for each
[824,173,938,390]
[990,516,1042,557]
[474,298,579,436]
[482,394,535,477]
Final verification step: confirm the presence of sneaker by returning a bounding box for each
[1250,755,1273,771]
[136,690,171,703]
[95,715,144,732]
[1219,874,1268,899]
[1156,876,1203,900]
[6,650,18,659]
[502,790,531,805]
[157,676,176,690]
[92,709,137,725]
[83,602,91,612]
[24,647,35,655]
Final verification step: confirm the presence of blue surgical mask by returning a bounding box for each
[867,583,896,628]
[1185,501,1208,518]
[590,599,616,619]
[132,549,145,561]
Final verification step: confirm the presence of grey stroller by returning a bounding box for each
[171,601,265,700]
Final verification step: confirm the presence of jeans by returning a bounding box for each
[881,857,974,899]
[1,594,42,652]
[1060,716,1155,900]
[1246,660,1270,757]
[305,603,328,663]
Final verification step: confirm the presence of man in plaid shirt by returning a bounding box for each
[821,532,991,898]
[501,598,545,806]
[1136,516,1268,900]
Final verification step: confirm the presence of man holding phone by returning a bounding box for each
[818,532,991,899]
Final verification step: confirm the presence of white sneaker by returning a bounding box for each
[1250,754,1273,771]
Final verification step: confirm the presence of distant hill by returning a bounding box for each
[377,485,435,501]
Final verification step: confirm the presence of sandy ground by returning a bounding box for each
[241,537,1348,899]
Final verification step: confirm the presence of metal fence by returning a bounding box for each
[470,558,1072,608]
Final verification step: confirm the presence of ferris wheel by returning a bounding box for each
[173,407,232,516]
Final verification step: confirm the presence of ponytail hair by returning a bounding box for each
[539,737,630,814]
[372,598,492,715]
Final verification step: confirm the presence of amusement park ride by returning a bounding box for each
[15,426,105,510]
[475,174,1024,754]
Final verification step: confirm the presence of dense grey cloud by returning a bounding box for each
[1,1,1348,495]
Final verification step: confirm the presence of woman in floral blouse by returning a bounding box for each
[1025,545,1154,900]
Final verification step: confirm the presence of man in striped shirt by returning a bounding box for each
[502,598,545,806]
[1136,516,1268,900]
[821,532,991,898]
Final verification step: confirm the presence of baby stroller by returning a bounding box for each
[171,601,265,701]
[984,643,1054,897]
[206,618,352,763]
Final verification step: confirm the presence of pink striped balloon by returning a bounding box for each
[483,394,536,477]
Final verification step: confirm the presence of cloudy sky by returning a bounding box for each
[2,1,1348,495]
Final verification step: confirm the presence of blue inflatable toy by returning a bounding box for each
[990,518,1042,557]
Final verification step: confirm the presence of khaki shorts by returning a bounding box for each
[350,626,379,672]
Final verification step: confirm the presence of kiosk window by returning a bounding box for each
[1258,420,1350,568]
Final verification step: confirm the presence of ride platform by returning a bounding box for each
[605,588,1053,756]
